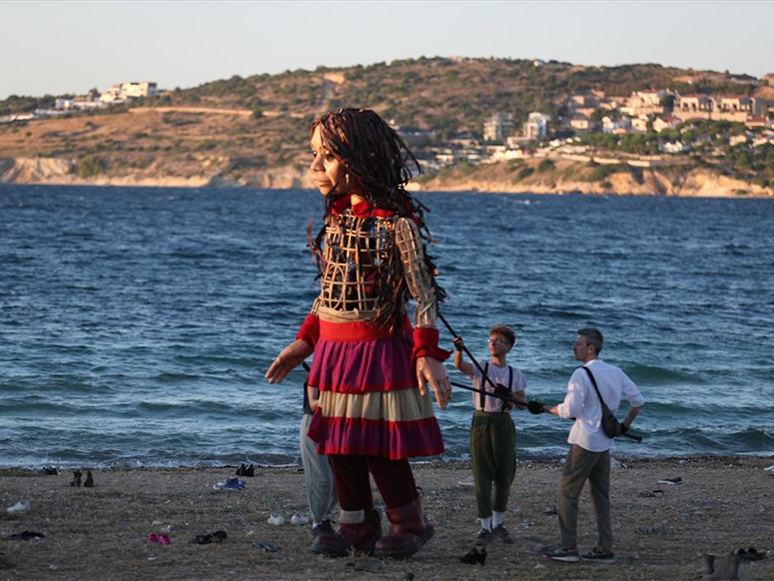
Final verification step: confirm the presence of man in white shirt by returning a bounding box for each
[534,328,644,564]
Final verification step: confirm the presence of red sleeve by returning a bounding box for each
[296,314,320,349]
[412,326,451,362]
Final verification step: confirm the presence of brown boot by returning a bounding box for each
[373,497,434,559]
[311,508,381,557]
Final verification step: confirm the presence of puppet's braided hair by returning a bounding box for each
[310,108,446,326]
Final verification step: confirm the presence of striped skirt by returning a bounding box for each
[306,321,445,460]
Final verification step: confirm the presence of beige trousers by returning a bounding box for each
[557,444,612,552]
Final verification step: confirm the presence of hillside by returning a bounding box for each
[0,57,771,195]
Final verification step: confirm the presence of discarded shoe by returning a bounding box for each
[459,546,487,565]
[84,471,94,488]
[638,489,665,498]
[6,500,31,515]
[734,547,767,561]
[213,477,246,491]
[291,514,309,526]
[9,531,45,541]
[192,530,227,545]
[236,463,255,477]
[267,513,285,526]
[254,541,280,552]
[71,470,82,487]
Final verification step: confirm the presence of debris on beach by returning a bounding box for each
[71,470,82,487]
[290,513,309,526]
[459,546,487,565]
[254,540,279,552]
[37,466,58,476]
[658,477,682,485]
[6,500,31,515]
[636,523,667,536]
[8,531,45,541]
[267,513,284,526]
[236,463,255,477]
[212,477,246,491]
[192,530,227,544]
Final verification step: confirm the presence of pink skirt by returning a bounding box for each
[307,323,444,459]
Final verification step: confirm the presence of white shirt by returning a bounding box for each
[556,359,645,452]
[470,360,526,413]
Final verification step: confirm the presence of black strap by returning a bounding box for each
[479,362,488,410]
[581,366,608,416]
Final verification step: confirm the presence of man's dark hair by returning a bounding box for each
[490,325,516,346]
[578,327,603,354]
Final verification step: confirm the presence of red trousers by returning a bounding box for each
[330,455,417,510]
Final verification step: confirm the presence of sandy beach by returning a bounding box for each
[1,456,772,580]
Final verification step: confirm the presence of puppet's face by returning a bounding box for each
[310,126,348,197]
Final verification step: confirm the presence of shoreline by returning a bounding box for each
[2,455,772,579]
[1,157,773,198]
[2,179,773,200]
[4,449,773,473]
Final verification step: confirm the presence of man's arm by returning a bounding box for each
[452,337,474,376]
[622,405,641,428]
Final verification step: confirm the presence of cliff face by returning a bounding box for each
[1,155,771,198]
[415,159,774,198]
[0,156,315,190]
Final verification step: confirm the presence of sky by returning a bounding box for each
[2,1,773,100]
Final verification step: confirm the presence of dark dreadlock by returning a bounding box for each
[309,108,446,328]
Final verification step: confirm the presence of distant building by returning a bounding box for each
[630,115,650,133]
[483,112,513,142]
[653,116,680,133]
[602,116,631,134]
[621,90,669,117]
[673,93,764,122]
[659,141,689,154]
[569,115,599,134]
[120,82,158,98]
[100,81,157,103]
[524,112,551,140]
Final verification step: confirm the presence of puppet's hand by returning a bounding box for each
[266,339,314,385]
[416,356,451,410]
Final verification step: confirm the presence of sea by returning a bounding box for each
[1,185,773,469]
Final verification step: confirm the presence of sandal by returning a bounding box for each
[638,489,665,498]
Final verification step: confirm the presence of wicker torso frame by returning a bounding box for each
[311,210,437,328]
